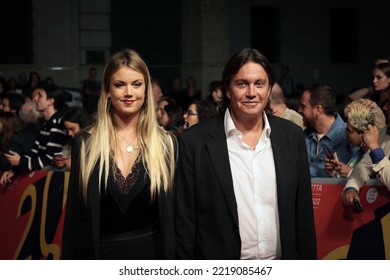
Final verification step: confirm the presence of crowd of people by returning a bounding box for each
[1,47,390,260]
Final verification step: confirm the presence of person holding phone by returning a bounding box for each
[298,83,360,177]
[52,107,91,171]
[324,99,386,179]
[342,91,390,209]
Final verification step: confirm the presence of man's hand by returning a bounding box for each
[342,187,360,207]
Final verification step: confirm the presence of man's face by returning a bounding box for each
[226,62,271,121]
[298,91,316,128]
[33,88,53,112]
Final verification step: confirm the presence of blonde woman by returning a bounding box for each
[62,49,176,260]
[324,98,386,178]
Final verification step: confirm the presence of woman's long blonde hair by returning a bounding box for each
[79,49,176,203]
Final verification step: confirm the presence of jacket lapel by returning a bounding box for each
[268,117,288,220]
[88,165,101,259]
[206,117,239,227]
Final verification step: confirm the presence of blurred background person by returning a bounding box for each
[269,82,304,129]
[6,77,22,94]
[156,96,183,135]
[342,89,390,208]
[324,98,386,178]
[152,78,164,104]
[166,77,182,104]
[298,83,359,177]
[26,71,42,89]
[0,112,20,156]
[82,66,101,116]
[1,93,25,116]
[207,80,223,113]
[349,54,390,101]
[52,107,91,171]
[177,76,201,110]
[0,102,41,175]
[182,99,218,129]
[159,103,183,136]
[3,85,67,175]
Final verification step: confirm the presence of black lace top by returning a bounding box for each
[100,157,158,235]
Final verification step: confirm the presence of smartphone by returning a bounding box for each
[322,144,334,160]
[353,199,363,213]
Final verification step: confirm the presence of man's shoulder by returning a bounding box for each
[180,115,223,139]
[268,114,303,132]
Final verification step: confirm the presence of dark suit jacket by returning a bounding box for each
[175,114,317,259]
[62,131,175,259]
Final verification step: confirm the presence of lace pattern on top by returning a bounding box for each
[108,158,146,213]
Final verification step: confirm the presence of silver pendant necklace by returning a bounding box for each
[118,131,137,153]
[126,145,134,153]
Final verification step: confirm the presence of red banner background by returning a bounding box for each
[0,173,389,259]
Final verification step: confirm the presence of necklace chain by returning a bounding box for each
[118,131,138,153]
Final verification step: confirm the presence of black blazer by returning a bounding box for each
[175,114,317,259]
[62,131,175,259]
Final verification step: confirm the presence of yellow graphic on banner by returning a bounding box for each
[381,212,390,260]
[14,184,36,260]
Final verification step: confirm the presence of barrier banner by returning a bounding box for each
[0,171,69,260]
[312,178,390,260]
[0,173,389,260]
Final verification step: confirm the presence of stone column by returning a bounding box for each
[182,0,229,100]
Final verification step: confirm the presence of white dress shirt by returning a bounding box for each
[224,109,281,259]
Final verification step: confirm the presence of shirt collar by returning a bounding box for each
[224,109,271,138]
[307,113,345,141]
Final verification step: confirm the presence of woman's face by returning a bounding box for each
[212,88,223,104]
[183,103,199,129]
[373,69,390,91]
[156,100,169,126]
[64,120,81,138]
[159,107,171,128]
[109,66,146,119]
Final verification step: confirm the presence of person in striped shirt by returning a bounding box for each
[1,85,67,185]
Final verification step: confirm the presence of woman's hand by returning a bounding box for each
[4,150,21,166]
[0,170,15,188]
